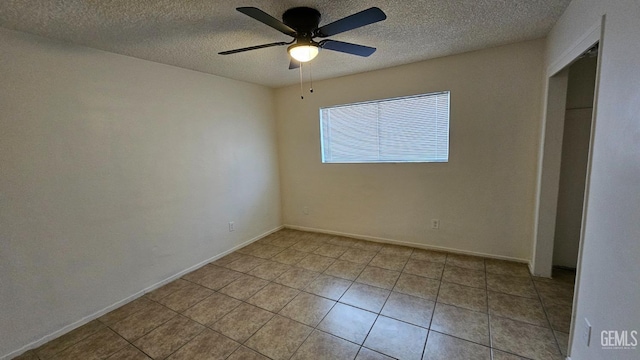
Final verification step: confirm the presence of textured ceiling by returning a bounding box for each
[0,1,571,88]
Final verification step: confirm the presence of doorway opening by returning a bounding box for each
[532,24,602,356]
[552,46,598,272]
[537,45,599,357]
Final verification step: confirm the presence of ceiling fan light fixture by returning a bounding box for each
[288,43,319,62]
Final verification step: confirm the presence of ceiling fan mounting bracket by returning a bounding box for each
[282,7,321,37]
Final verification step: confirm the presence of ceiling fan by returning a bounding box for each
[219,6,387,69]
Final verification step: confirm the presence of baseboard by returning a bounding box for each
[285,224,531,265]
[2,225,283,360]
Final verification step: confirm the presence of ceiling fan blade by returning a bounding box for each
[219,42,289,55]
[237,7,297,37]
[319,40,376,57]
[315,7,386,38]
[289,59,301,70]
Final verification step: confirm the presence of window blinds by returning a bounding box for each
[320,91,450,163]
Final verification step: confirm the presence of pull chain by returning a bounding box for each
[299,62,304,100]
[309,62,314,93]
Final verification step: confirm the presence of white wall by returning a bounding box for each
[553,57,596,268]
[275,40,544,261]
[545,1,640,359]
[0,28,281,358]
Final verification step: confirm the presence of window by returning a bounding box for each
[320,91,450,163]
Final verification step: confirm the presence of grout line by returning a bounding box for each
[37,229,560,360]
[424,252,447,358]
[484,258,495,360]
[532,270,567,357]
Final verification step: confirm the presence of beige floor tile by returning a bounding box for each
[236,242,267,255]
[314,244,349,258]
[272,248,309,265]
[133,315,204,360]
[403,259,444,279]
[487,273,538,298]
[245,315,313,360]
[218,275,269,300]
[105,344,151,359]
[545,301,573,333]
[364,316,428,360]
[30,235,580,360]
[423,331,491,360]
[246,260,292,281]
[485,259,531,277]
[340,248,378,264]
[270,236,302,248]
[279,292,336,326]
[445,254,485,270]
[12,351,39,360]
[247,282,300,312]
[430,303,490,346]
[227,346,270,360]
[441,264,486,289]
[340,283,390,313]
[488,291,548,327]
[410,249,447,263]
[238,243,284,259]
[555,330,569,356]
[356,266,401,290]
[296,253,336,272]
[324,260,366,281]
[223,255,267,273]
[253,244,287,259]
[534,281,574,305]
[192,266,243,290]
[36,320,105,359]
[381,292,434,328]
[534,268,576,285]
[351,240,384,252]
[49,328,127,360]
[307,232,335,242]
[254,232,283,245]
[166,329,239,360]
[393,273,440,300]
[437,282,487,313]
[369,253,408,271]
[304,274,352,300]
[292,330,360,360]
[491,349,530,359]
[156,283,213,312]
[209,303,274,343]
[182,292,241,326]
[490,316,560,360]
[145,279,191,302]
[379,244,413,258]
[356,347,395,360]
[328,236,360,248]
[274,267,320,289]
[211,252,246,267]
[534,277,574,293]
[292,240,323,253]
[317,303,377,344]
[111,302,177,341]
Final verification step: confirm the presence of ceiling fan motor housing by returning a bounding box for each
[282,7,321,40]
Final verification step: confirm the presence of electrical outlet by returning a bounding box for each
[229,221,235,232]
[431,219,440,230]
[303,206,309,215]
[582,318,591,346]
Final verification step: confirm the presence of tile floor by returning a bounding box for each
[15,229,576,360]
